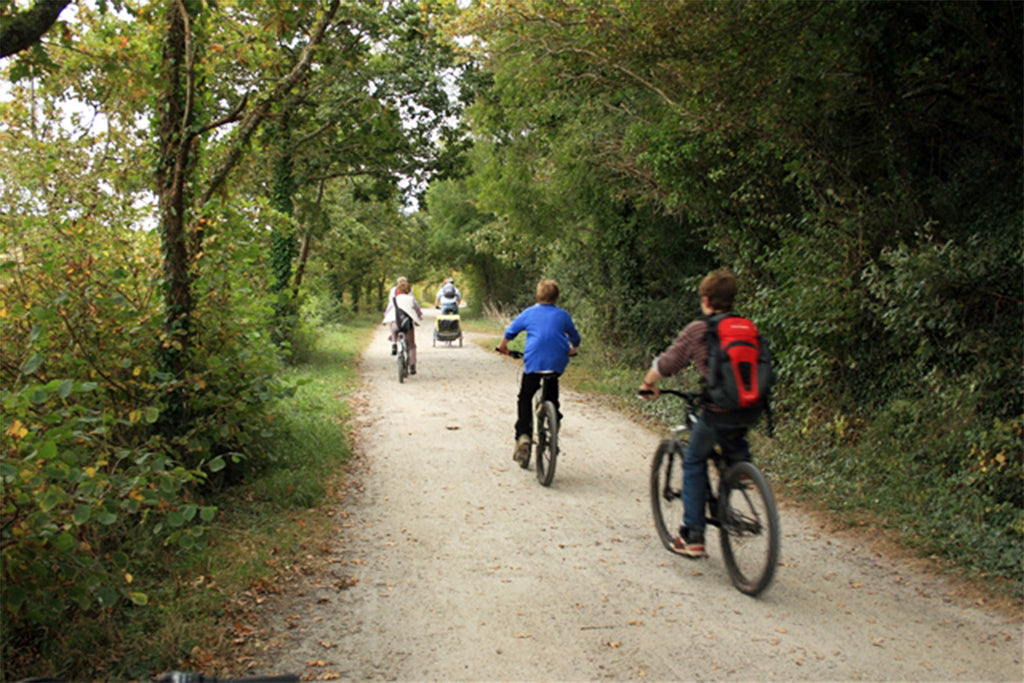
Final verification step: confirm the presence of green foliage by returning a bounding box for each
[0,224,212,631]
[863,228,1023,416]
[0,121,290,663]
[1,316,373,681]
[437,0,1023,586]
[1,377,203,625]
[765,386,1023,583]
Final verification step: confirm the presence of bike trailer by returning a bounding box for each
[433,314,463,346]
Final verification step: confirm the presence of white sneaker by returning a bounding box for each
[513,435,531,465]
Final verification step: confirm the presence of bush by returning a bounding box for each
[765,375,1023,586]
[0,204,297,660]
[1,377,215,627]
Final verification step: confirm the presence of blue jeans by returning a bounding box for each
[440,303,459,315]
[682,415,750,535]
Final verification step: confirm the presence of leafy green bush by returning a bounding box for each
[1,371,218,628]
[764,375,1023,586]
[0,202,295,656]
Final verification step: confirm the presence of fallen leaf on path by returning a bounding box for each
[513,633,532,639]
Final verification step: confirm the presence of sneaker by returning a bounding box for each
[410,365,416,375]
[513,434,531,465]
[391,343,397,355]
[671,529,707,558]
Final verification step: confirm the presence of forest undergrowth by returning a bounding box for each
[1,318,376,682]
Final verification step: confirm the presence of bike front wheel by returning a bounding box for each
[534,401,559,486]
[650,439,684,552]
[717,461,780,596]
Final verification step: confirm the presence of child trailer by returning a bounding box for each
[433,313,463,347]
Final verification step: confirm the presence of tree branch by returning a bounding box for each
[547,45,678,108]
[199,0,341,206]
[195,91,249,135]
[0,0,71,59]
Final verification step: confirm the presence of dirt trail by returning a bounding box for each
[251,308,1021,681]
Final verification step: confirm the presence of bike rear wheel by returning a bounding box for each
[534,401,559,486]
[650,439,684,552]
[717,461,780,596]
[397,336,407,383]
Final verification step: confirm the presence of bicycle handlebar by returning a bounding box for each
[637,388,703,404]
[154,673,299,683]
[496,349,578,359]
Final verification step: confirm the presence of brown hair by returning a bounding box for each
[536,278,560,304]
[396,277,411,294]
[698,269,737,312]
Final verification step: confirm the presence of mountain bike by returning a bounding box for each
[396,331,409,383]
[642,389,780,596]
[501,350,560,486]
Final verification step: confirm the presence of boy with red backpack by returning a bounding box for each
[638,269,774,558]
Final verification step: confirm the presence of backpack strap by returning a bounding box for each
[699,313,726,401]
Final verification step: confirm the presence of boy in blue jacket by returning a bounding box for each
[497,279,581,464]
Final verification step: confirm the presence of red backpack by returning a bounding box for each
[703,313,775,417]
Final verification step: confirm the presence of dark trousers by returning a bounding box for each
[682,417,751,534]
[515,372,560,439]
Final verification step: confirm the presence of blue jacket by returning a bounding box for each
[504,304,581,374]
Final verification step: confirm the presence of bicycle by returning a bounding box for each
[396,331,410,383]
[642,389,780,596]
[500,349,560,486]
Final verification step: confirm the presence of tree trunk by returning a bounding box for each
[154,0,195,381]
[293,231,311,296]
[292,180,323,298]
[153,0,199,434]
[270,113,297,294]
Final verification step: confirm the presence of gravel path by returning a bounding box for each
[251,308,1022,682]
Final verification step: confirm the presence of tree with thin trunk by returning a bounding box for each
[153,0,340,424]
